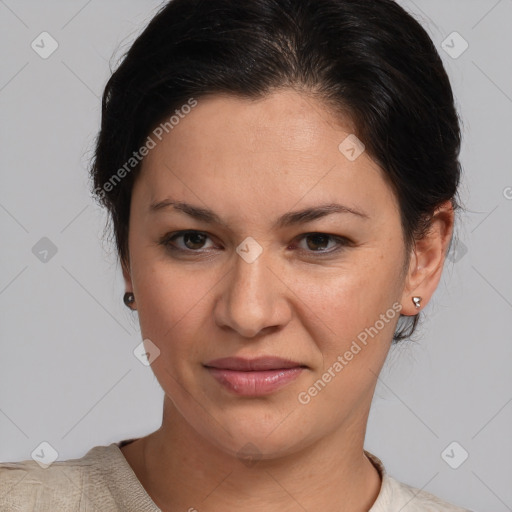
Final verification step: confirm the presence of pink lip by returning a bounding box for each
[204,357,307,396]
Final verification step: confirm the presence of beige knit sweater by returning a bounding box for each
[0,439,472,511]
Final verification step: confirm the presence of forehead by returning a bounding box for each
[150,90,356,158]
[133,90,396,223]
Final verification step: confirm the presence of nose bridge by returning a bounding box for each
[218,247,285,338]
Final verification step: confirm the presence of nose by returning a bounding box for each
[214,250,291,339]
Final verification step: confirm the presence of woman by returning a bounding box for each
[0,0,473,510]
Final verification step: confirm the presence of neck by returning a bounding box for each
[129,396,382,512]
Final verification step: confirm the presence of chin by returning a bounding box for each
[193,411,316,462]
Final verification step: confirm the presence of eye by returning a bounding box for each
[294,233,351,255]
[159,230,351,257]
[160,230,216,252]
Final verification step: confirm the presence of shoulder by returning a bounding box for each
[385,474,474,511]
[0,444,122,511]
[365,450,474,512]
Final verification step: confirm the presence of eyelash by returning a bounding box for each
[158,230,352,257]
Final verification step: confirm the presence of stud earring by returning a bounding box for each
[124,292,135,308]
[412,296,422,309]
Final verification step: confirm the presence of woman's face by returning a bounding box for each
[124,89,415,459]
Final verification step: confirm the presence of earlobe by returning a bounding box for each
[121,258,136,309]
[400,201,455,316]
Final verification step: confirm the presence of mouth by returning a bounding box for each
[203,356,307,396]
[204,356,307,371]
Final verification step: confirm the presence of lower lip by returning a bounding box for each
[206,367,304,396]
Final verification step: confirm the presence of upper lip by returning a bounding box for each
[204,356,306,371]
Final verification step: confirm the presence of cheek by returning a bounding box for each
[296,250,402,340]
[132,264,210,393]
[294,261,400,410]
[294,260,402,402]
[131,257,205,344]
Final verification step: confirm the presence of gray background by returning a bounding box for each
[1,1,511,510]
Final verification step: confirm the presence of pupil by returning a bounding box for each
[308,235,328,251]
[185,232,205,249]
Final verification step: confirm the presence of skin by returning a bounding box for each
[120,89,454,512]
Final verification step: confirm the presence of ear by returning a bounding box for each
[400,200,455,316]
[122,258,136,307]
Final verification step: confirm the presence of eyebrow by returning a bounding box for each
[149,198,370,229]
